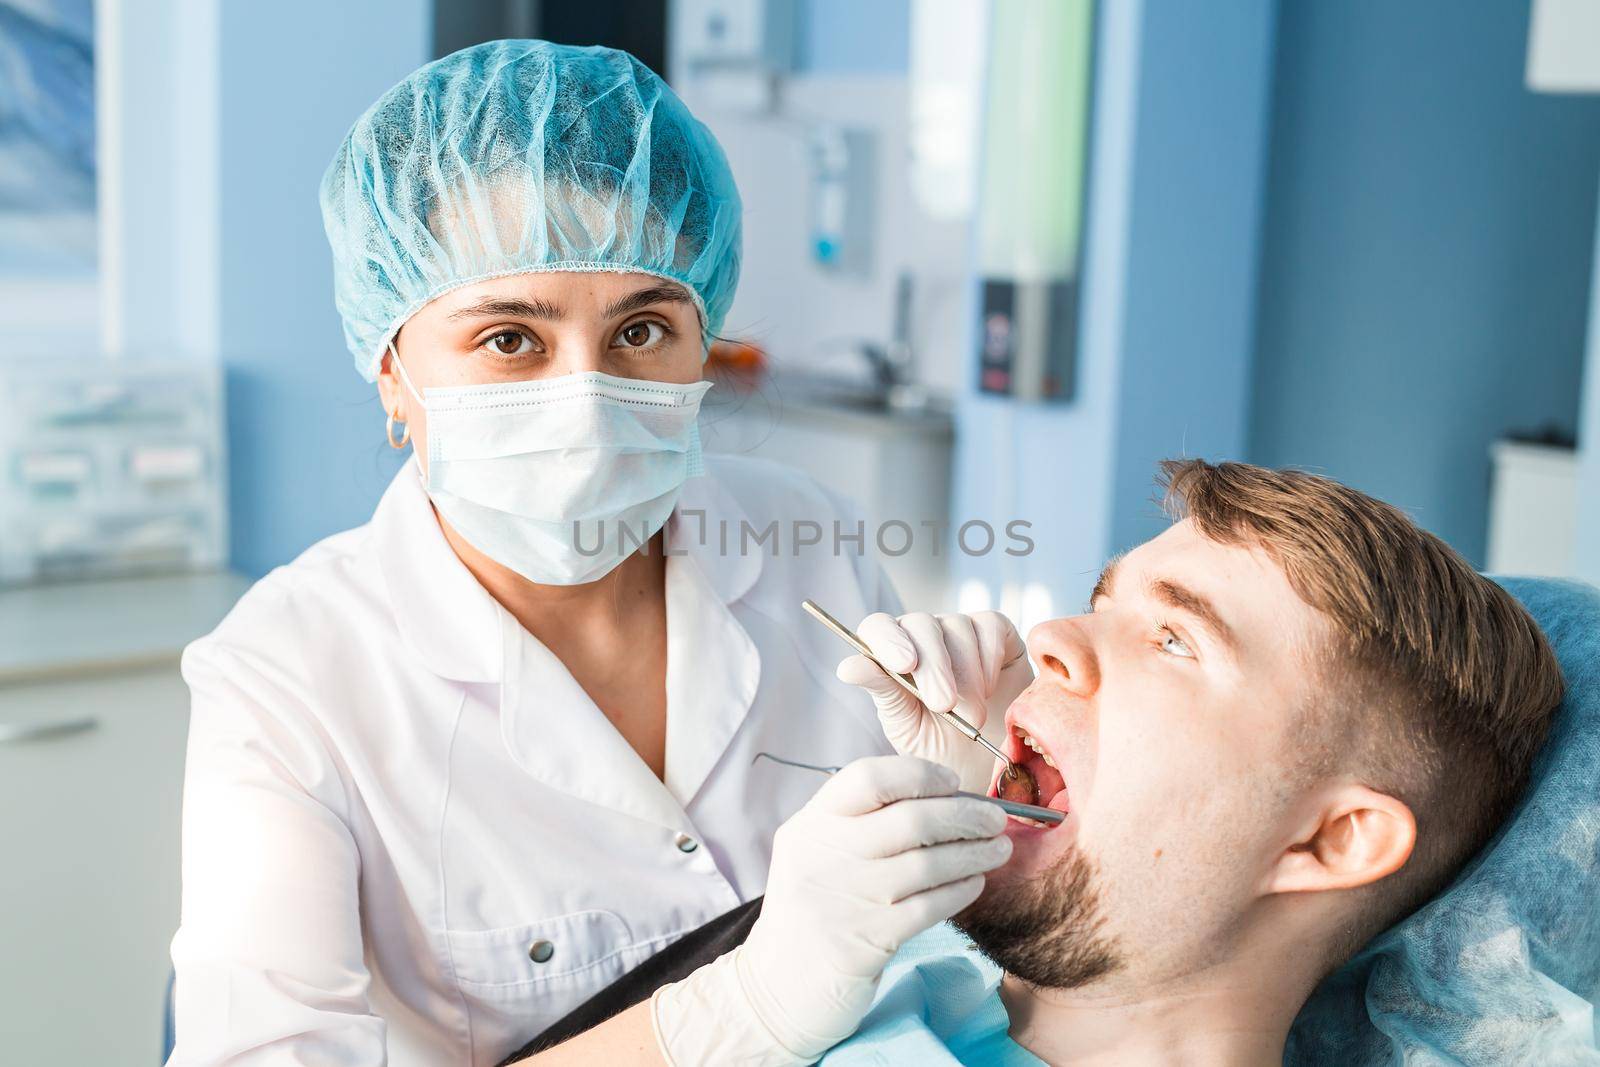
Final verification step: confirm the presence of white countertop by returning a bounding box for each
[0,570,252,685]
[704,378,955,443]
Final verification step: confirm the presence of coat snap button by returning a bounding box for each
[528,939,555,964]
[674,832,699,853]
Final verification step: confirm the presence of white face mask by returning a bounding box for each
[393,350,713,585]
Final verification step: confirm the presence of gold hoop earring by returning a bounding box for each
[386,407,411,449]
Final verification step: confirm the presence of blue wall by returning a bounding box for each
[1107,0,1277,552]
[1250,0,1600,566]
[216,1,426,576]
[797,0,909,75]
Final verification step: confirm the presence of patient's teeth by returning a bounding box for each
[1015,727,1062,772]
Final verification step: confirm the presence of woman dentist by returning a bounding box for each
[168,40,1029,1067]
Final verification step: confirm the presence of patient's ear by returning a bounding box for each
[1265,786,1416,894]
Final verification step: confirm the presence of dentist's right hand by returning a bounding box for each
[840,611,1033,794]
[651,756,1011,1065]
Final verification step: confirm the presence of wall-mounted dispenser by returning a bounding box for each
[808,123,876,276]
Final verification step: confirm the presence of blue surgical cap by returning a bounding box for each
[1289,577,1600,1064]
[319,40,743,380]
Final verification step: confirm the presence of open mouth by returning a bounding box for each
[993,724,1071,819]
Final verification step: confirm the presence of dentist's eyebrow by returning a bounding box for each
[1149,578,1238,652]
[602,284,693,320]
[448,297,566,321]
[1089,554,1124,608]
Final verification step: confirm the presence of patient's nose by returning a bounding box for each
[1027,617,1100,698]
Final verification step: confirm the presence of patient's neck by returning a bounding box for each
[998,945,1312,1066]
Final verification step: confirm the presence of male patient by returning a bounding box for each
[521,460,1565,1065]
[903,459,1563,1063]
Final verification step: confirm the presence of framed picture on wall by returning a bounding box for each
[0,0,97,349]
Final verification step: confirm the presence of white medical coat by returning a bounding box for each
[168,454,898,1066]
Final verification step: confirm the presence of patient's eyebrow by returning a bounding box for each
[1149,578,1238,652]
[602,284,692,320]
[1089,554,1123,609]
[448,296,565,321]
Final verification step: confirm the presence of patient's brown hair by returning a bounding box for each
[1158,459,1563,958]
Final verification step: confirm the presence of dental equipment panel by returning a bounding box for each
[973,0,1093,403]
[0,362,226,585]
[754,752,1063,825]
[799,599,1039,802]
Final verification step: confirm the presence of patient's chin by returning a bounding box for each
[953,844,1123,990]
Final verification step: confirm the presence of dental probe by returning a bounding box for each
[754,752,1064,826]
[799,599,1022,780]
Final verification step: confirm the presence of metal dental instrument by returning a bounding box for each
[799,599,1026,784]
[754,752,1064,826]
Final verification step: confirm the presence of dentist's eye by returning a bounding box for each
[1159,626,1195,659]
[614,319,670,349]
[483,330,536,357]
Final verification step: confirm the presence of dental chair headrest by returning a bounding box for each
[1287,577,1600,1065]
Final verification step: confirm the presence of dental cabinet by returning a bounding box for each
[701,382,955,607]
[0,362,227,587]
[1487,439,1578,578]
[0,570,249,1065]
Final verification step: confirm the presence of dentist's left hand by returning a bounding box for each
[839,611,1034,794]
[650,756,1011,1065]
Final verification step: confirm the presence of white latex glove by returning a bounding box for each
[651,756,1011,1065]
[837,611,1034,794]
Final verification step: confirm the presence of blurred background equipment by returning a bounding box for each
[435,0,668,74]
[1527,0,1600,93]
[807,122,876,276]
[1488,433,1578,578]
[0,362,227,585]
[671,0,796,111]
[973,0,1094,403]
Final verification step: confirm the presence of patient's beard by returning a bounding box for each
[952,842,1123,989]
